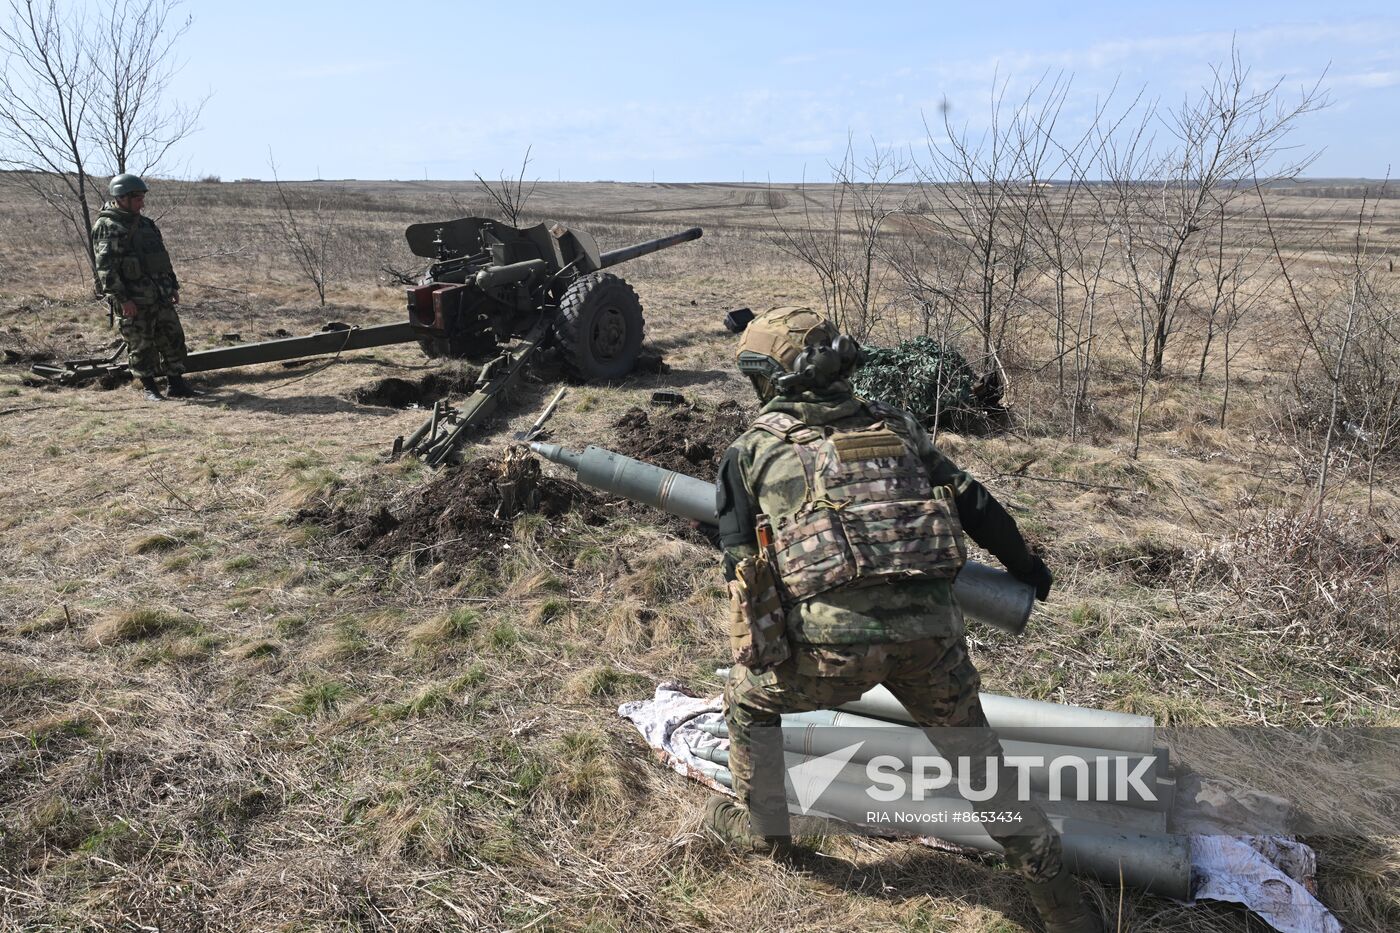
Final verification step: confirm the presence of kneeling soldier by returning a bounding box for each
[707,307,1099,933]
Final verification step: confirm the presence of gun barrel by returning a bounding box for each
[529,442,1035,634]
[599,227,703,269]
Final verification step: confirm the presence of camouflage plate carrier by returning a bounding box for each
[748,410,967,605]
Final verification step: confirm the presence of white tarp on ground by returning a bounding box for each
[619,683,1343,933]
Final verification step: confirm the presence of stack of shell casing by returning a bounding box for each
[696,677,1189,898]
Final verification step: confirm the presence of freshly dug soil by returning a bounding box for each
[610,399,750,482]
[300,449,608,580]
[351,369,480,409]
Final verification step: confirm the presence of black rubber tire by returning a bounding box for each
[555,272,645,380]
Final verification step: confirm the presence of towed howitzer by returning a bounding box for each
[32,217,702,466]
[394,219,700,465]
[529,442,1037,635]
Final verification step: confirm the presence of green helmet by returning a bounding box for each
[109,173,148,198]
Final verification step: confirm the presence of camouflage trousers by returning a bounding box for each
[723,634,1062,882]
[119,302,187,378]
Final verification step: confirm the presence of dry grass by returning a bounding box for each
[0,179,1396,932]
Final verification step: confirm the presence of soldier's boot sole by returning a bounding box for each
[1024,869,1103,933]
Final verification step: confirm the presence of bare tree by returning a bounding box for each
[1105,49,1323,385]
[1099,50,1323,456]
[1312,195,1399,512]
[270,156,335,305]
[0,0,99,282]
[767,138,909,339]
[1025,106,1136,442]
[475,145,538,227]
[907,75,1066,365]
[885,227,971,341]
[89,0,203,175]
[1189,188,1272,427]
[1254,173,1399,512]
[1023,84,1131,436]
[0,0,200,289]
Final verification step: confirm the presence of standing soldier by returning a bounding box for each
[707,307,1100,933]
[92,174,198,401]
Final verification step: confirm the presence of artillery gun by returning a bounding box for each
[404,217,699,379]
[31,217,702,464]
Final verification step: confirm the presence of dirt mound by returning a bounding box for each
[351,369,480,408]
[610,399,750,481]
[301,448,607,579]
[2,346,53,365]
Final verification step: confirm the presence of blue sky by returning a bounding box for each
[163,0,1399,181]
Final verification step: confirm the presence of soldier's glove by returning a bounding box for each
[1015,556,1053,602]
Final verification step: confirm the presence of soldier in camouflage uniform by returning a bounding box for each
[705,308,1100,933]
[92,174,198,401]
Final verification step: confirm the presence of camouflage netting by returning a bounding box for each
[850,336,1000,430]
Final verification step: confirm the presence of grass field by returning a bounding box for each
[1,177,1397,932]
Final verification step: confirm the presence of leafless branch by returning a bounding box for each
[475,145,538,227]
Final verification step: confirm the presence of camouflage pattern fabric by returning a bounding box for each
[723,392,975,645]
[749,411,967,603]
[850,335,983,429]
[727,555,790,670]
[724,635,1063,882]
[92,203,186,378]
[117,302,188,378]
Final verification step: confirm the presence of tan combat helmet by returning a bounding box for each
[736,306,862,400]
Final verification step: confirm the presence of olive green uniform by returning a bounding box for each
[91,203,187,378]
[716,384,1061,882]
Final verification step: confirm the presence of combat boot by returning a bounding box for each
[702,796,798,859]
[166,374,202,398]
[1024,869,1103,933]
[139,376,165,401]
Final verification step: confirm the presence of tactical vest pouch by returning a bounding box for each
[727,555,790,671]
[828,426,907,461]
[121,256,143,280]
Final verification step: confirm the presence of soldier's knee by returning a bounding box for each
[1002,828,1063,883]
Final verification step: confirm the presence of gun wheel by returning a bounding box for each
[555,272,644,380]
